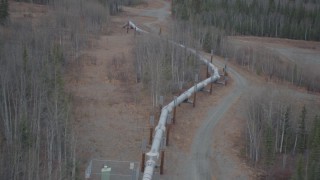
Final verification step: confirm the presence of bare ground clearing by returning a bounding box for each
[65,9,153,177]
[230,36,320,68]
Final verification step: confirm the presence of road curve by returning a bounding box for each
[139,1,170,33]
[129,1,249,179]
[180,59,248,180]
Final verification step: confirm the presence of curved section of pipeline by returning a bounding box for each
[127,21,220,180]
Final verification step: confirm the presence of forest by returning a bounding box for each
[0,0,141,179]
[172,0,320,40]
[246,88,320,179]
[0,0,8,24]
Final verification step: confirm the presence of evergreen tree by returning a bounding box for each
[294,155,305,180]
[202,31,212,53]
[283,107,291,151]
[298,105,307,154]
[308,115,320,179]
[23,46,28,73]
[268,0,276,13]
[264,124,275,166]
[0,0,9,24]
[0,0,4,21]
[293,64,298,84]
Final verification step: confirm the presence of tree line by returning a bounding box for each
[171,0,320,92]
[172,0,320,41]
[246,88,320,179]
[5,0,143,15]
[220,42,320,92]
[0,0,8,24]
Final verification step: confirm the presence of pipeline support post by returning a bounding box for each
[173,96,177,124]
[141,152,145,172]
[159,95,164,118]
[172,107,176,124]
[210,76,214,95]
[166,125,170,146]
[178,82,183,107]
[149,127,153,145]
[166,113,172,146]
[224,64,228,86]
[159,106,162,118]
[206,65,209,78]
[193,84,197,108]
[149,115,155,145]
[160,150,165,175]
[193,75,198,108]
[193,91,197,107]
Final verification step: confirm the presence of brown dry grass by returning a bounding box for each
[231,36,320,51]
[63,7,157,176]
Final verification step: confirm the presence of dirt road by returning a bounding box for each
[138,0,170,33]
[127,1,253,179]
[171,56,249,180]
[124,0,171,33]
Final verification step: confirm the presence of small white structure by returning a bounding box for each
[101,165,111,180]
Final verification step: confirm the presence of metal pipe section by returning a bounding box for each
[128,21,149,34]
[128,21,220,180]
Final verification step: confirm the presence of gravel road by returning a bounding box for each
[132,1,251,179]
[139,0,170,33]
[175,58,248,180]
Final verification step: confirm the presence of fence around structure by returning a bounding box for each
[85,159,146,180]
